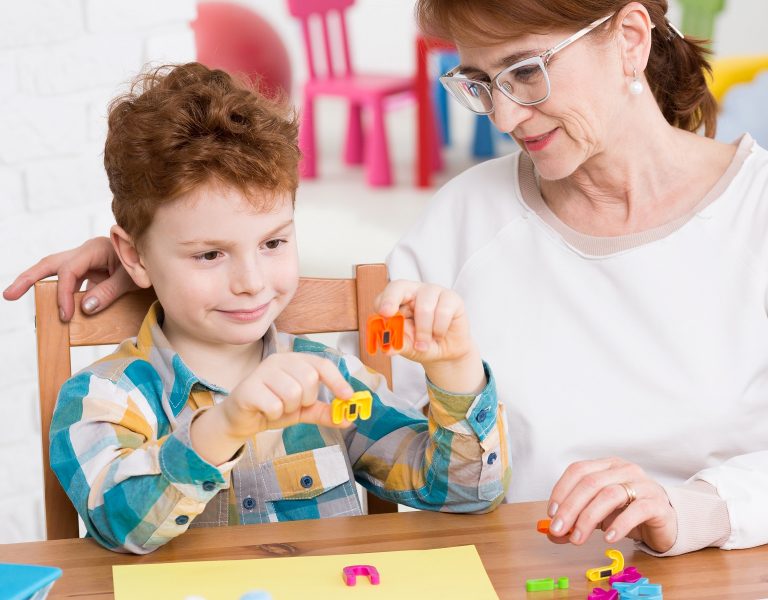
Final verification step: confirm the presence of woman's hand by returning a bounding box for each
[546,457,678,553]
[374,280,485,395]
[2,236,136,321]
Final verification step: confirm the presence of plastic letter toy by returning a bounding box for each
[536,518,573,536]
[525,577,569,592]
[614,582,662,599]
[331,391,373,424]
[366,313,404,354]
[586,549,625,581]
[609,566,643,584]
[343,565,380,586]
[587,589,619,600]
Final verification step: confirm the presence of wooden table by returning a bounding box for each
[1,502,767,599]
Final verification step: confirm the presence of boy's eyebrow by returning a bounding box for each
[177,220,294,246]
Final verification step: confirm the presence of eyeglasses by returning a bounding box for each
[439,13,614,114]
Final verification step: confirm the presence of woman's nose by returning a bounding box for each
[489,89,534,136]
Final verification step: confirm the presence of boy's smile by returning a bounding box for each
[117,181,299,376]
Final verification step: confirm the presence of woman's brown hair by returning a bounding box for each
[105,62,300,242]
[416,0,716,137]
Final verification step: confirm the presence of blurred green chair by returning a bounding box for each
[678,0,725,42]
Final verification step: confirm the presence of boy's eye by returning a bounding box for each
[196,250,221,261]
[264,239,286,250]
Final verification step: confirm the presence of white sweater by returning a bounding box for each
[385,135,768,553]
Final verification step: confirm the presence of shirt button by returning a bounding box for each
[476,408,489,423]
[242,497,256,510]
[175,515,189,525]
[300,475,314,489]
[487,452,498,465]
[202,481,216,492]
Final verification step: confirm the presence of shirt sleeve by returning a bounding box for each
[339,353,511,513]
[637,480,730,557]
[687,452,768,550]
[49,372,242,554]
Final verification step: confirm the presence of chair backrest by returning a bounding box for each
[286,0,355,80]
[34,263,396,540]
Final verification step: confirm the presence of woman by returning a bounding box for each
[6,0,768,556]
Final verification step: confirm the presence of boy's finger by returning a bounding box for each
[80,266,138,315]
[432,290,461,339]
[375,279,417,316]
[263,370,304,415]
[413,285,440,351]
[299,402,351,429]
[306,355,353,400]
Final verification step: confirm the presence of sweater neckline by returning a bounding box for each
[516,134,754,257]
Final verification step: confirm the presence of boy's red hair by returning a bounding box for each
[105,62,300,242]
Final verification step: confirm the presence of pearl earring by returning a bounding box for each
[629,67,643,95]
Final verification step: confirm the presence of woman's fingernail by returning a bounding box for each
[59,308,66,321]
[415,341,428,351]
[83,297,99,313]
[570,529,582,543]
[550,518,564,533]
[605,529,616,542]
[548,502,559,517]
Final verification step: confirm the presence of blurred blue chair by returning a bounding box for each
[434,51,499,159]
[716,70,768,147]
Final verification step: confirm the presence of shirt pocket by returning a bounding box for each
[263,445,362,521]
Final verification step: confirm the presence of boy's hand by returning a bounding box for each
[374,280,485,394]
[223,353,355,438]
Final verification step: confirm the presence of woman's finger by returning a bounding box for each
[80,265,139,315]
[548,457,624,518]
[567,481,644,545]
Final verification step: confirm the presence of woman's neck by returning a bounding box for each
[539,109,735,237]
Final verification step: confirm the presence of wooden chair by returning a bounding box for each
[34,263,397,540]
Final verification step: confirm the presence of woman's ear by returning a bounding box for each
[616,1,653,77]
[110,225,152,289]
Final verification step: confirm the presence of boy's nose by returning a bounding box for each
[230,261,265,295]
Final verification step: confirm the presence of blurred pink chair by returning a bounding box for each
[287,0,415,187]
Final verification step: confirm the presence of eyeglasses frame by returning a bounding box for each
[439,13,615,114]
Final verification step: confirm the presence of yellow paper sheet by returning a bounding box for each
[112,544,498,600]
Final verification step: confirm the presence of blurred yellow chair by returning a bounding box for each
[709,55,768,103]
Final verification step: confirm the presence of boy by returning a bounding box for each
[50,63,509,554]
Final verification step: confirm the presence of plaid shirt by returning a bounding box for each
[50,303,510,554]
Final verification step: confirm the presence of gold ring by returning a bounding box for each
[619,482,637,508]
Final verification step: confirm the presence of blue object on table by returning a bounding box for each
[0,563,63,600]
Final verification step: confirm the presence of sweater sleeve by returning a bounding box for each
[637,480,730,556]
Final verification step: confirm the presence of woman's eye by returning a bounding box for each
[264,239,285,250]
[197,251,221,261]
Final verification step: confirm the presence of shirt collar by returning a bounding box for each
[132,302,279,417]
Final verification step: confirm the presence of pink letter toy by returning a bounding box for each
[342,565,380,586]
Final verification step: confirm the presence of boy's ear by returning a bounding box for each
[110,225,152,289]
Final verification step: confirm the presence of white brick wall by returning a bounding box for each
[0,0,197,544]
